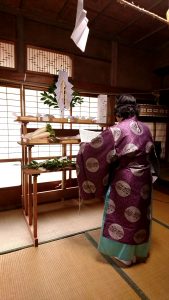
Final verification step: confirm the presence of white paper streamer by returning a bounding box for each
[97,95,108,124]
[71,0,89,52]
[55,70,74,116]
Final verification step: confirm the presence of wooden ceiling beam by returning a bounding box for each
[55,0,69,19]
[0,3,73,32]
[115,0,165,35]
[88,0,113,27]
[19,0,25,9]
[117,0,169,25]
[114,0,168,49]
[0,3,19,15]
[156,40,169,51]
[133,24,166,45]
[0,0,168,50]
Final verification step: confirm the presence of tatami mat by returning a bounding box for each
[0,209,33,252]
[125,222,169,300]
[0,190,168,254]
[152,190,169,225]
[0,199,103,253]
[1,190,169,299]
[38,199,103,242]
[0,234,139,300]
[89,220,169,300]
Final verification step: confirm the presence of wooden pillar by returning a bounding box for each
[110,41,118,87]
[107,95,116,125]
[165,121,169,162]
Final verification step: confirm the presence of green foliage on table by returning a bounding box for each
[46,123,55,137]
[40,83,84,108]
[24,157,76,170]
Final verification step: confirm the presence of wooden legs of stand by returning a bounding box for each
[23,173,38,246]
[32,175,38,246]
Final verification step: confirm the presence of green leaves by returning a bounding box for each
[24,157,76,170]
[71,91,84,107]
[46,123,55,137]
[40,83,83,108]
[24,160,39,169]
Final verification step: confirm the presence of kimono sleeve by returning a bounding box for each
[76,128,116,200]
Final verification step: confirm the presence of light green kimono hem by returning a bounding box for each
[98,235,150,261]
[98,189,151,261]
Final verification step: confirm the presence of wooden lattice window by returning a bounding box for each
[27,46,72,76]
[0,86,21,160]
[0,41,15,68]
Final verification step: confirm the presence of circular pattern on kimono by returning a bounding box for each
[115,180,131,197]
[124,206,141,222]
[82,180,96,194]
[140,184,150,200]
[145,141,154,153]
[130,120,143,135]
[122,143,138,155]
[90,135,104,148]
[103,174,109,186]
[129,163,144,176]
[85,157,99,172]
[110,127,121,142]
[76,163,80,175]
[107,199,116,214]
[106,149,116,163]
[108,223,124,240]
[133,229,147,243]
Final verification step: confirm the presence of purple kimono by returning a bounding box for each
[76,116,158,245]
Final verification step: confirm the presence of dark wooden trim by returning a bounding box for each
[16,15,24,73]
[0,179,78,211]
[165,122,169,161]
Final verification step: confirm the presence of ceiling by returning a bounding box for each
[0,0,169,51]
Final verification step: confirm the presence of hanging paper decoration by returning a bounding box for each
[54,70,74,116]
[166,9,169,22]
[97,95,108,124]
[71,0,89,52]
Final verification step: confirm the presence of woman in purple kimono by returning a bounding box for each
[76,95,159,267]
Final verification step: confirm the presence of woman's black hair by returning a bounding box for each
[114,94,139,119]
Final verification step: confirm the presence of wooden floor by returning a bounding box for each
[0,189,169,300]
[159,162,169,183]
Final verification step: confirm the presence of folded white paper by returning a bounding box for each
[71,15,88,44]
[71,0,89,52]
[79,129,100,142]
[72,26,89,52]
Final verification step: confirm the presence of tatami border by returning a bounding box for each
[84,231,150,300]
